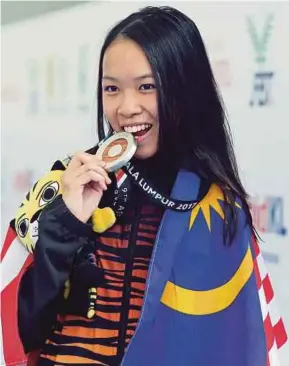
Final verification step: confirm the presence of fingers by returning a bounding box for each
[66,152,91,172]
[74,163,112,185]
[76,171,108,191]
[62,152,111,189]
[66,152,105,173]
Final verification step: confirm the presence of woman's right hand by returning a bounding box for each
[61,152,112,223]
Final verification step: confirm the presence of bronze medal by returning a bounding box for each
[96,132,137,172]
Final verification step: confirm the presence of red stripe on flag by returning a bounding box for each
[1,225,17,262]
[264,315,274,354]
[273,318,288,349]
[115,169,125,182]
[1,255,32,365]
[253,260,262,290]
[262,275,274,304]
[252,235,260,257]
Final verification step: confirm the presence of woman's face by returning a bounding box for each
[102,38,159,160]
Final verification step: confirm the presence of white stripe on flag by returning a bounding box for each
[1,237,29,291]
[117,173,127,188]
[269,341,281,366]
[268,297,282,327]
[258,286,269,321]
[257,253,268,282]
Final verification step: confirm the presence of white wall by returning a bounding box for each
[1,1,289,363]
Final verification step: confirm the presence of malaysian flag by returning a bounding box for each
[1,223,31,365]
[1,171,288,365]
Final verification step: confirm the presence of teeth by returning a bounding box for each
[124,124,151,133]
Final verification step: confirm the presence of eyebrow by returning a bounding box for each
[102,73,154,81]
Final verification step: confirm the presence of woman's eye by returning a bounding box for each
[103,85,119,93]
[139,84,156,91]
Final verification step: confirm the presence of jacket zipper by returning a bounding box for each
[117,206,141,359]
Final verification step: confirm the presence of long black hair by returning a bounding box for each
[96,6,256,245]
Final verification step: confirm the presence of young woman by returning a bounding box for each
[1,5,287,366]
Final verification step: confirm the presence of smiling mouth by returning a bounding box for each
[123,124,152,137]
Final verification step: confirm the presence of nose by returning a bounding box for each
[118,90,142,118]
